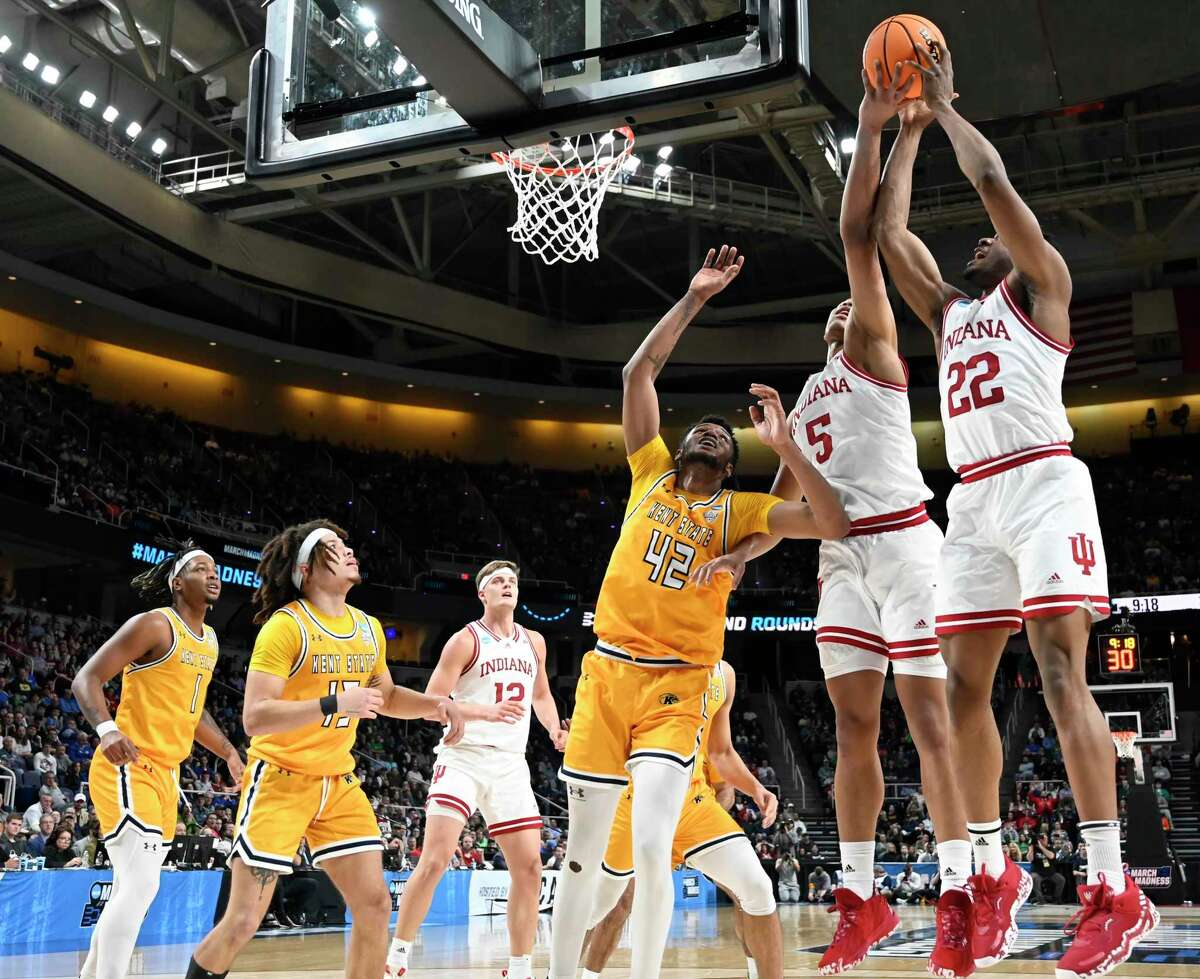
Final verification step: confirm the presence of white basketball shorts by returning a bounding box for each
[814,517,947,680]
[425,743,543,837]
[936,455,1110,635]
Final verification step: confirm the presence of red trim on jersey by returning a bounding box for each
[998,278,1074,354]
[427,793,472,821]
[942,294,969,334]
[819,636,891,657]
[935,608,1023,623]
[461,624,480,676]
[846,504,929,537]
[1023,594,1110,620]
[957,443,1073,483]
[489,816,544,837]
[888,639,939,653]
[816,627,888,656]
[936,621,1023,637]
[935,608,1023,637]
[475,619,519,643]
[889,647,941,660]
[838,351,908,392]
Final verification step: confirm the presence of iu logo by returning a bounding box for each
[431,765,446,784]
[1069,532,1097,576]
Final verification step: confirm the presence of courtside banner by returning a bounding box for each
[468,869,561,916]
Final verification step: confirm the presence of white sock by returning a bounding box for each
[94,833,166,979]
[507,953,532,978]
[582,971,602,979]
[548,782,623,979]
[1080,820,1125,894]
[967,820,1005,880]
[628,761,690,979]
[937,839,971,893]
[839,841,875,900]
[747,957,760,978]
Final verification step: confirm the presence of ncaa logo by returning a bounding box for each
[80,880,113,927]
[388,877,407,912]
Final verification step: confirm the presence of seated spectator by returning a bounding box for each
[43,827,83,868]
[26,813,56,857]
[22,789,55,833]
[1030,834,1065,904]
[872,865,895,903]
[775,850,801,903]
[807,865,832,903]
[895,865,926,905]
[31,739,57,777]
[0,735,26,772]
[0,812,28,867]
[543,844,566,870]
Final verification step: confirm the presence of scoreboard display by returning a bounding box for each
[1097,633,1142,677]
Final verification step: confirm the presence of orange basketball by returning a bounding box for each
[862,14,945,101]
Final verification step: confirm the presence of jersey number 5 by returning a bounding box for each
[805,414,833,463]
[946,352,1005,417]
[321,680,360,729]
[643,528,695,590]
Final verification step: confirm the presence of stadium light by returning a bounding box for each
[0,36,11,54]
[840,136,856,155]
[363,29,378,47]
[151,137,167,155]
[125,120,142,139]
[21,52,38,71]
[355,7,375,27]
[102,105,119,123]
[656,145,673,160]
[623,155,642,173]
[40,64,59,85]
[413,74,426,86]
[79,90,96,109]
[654,162,673,179]
[391,53,408,75]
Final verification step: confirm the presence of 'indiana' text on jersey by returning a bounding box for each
[593,436,780,666]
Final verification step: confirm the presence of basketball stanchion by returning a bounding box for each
[492,127,636,265]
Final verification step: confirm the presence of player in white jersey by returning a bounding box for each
[695,65,972,979]
[873,42,1157,979]
[386,560,568,979]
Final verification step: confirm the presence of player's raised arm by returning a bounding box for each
[906,42,1071,335]
[750,384,850,541]
[621,245,744,453]
[872,101,964,335]
[705,664,777,828]
[841,61,911,351]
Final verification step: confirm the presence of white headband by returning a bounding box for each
[168,549,212,587]
[477,568,518,593]
[292,529,337,590]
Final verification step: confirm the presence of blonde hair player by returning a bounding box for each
[580,661,783,979]
[549,245,850,979]
[183,520,465,979]
[386,559,568,979]
[72,541,242,979]
[874,41,1158,979]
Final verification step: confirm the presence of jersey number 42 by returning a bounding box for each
[643,528,696,590]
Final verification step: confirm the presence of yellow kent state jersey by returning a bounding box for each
[247,599,387,776]
[593,436,782,665]
[116,607,218,767]
[692,664,728,790]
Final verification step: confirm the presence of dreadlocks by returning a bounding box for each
[252,518,347,625]
[130,538,199,608]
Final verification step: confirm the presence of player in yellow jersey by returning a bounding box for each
[72,540,243,979]
[579,662,783,979]
[550,245,850,979]
[185,520,465,979]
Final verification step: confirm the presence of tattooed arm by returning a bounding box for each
[621,244,745,454]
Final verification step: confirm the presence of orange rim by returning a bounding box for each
[491,126,635,177]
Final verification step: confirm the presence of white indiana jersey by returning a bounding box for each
[788,350,931,522]
[438,619,537,755]
[939,278,1074,474]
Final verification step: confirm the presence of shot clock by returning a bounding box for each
[1097,632,1142,677]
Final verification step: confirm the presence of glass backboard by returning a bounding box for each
[1088,682,1177,743]
[247,0,808,185]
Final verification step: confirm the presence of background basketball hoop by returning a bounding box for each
[492,127,636,266]
[1112,730,1145,784]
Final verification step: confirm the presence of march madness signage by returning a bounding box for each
[79,880,113,927]
[1129,866,1172,888]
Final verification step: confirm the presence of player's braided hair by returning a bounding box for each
[252,518,347,625]
[130,537,199,608]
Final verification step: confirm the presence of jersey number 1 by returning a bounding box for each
[643,528,695,590]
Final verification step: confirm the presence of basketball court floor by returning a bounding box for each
[11,904,1200,978]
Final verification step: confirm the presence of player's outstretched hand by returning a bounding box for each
[339,685,385,720]
[551,720,569,752]
[224,749,246,785]
[756,785,779,829]
[903,40,957,110]
[100,729,140,766]
[859,59,915,131]
[435,698,466,746]
[689,553,747,589]
[687,245,745,303]
[480,700,526,724]
[898,96,936,131]
[748,383,789,450]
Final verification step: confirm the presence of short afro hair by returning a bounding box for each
[680,414,740,470]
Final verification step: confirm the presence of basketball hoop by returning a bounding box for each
[1113,730,1145,784]
[492,126,635,265]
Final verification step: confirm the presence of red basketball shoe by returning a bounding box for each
[1055,873,1159,979]
[818,888,900,975]
[968,854,1032,967]
[927,888,974,979]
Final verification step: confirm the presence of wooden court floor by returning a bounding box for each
[14,904,1200,978]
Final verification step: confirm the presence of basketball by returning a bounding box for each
[862,14,945,100]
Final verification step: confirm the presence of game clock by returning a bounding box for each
[1097,633,1142,677]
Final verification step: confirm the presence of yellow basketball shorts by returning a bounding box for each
[560,645,712,788]
[90,752,180,843]
[602,780,744,875]
[232,758,383,874]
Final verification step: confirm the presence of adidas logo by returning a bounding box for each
[844,864,855,872]
[1047,572,1063,583]
[914,618,928,629]
[944,867,956,875]
[974,837,989,846]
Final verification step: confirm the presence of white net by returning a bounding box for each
[1113,731,1145,783]
[492,127,635,265]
